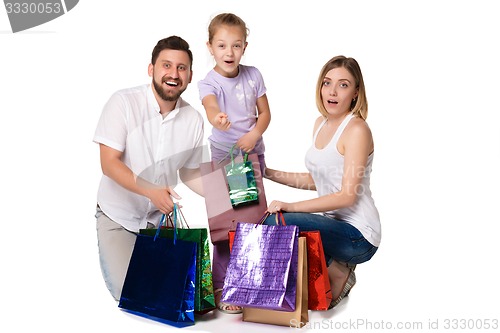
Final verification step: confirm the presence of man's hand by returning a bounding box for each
[144,186,181,215]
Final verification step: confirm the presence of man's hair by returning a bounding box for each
[151,36,193,69]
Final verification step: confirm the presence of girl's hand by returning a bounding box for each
[213,112,231,131]
[237,131,259,152]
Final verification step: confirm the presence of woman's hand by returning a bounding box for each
[267,200,291,214]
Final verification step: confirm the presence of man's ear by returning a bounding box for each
[148,63,154,77]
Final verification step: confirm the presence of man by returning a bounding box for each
[93,36,204,301]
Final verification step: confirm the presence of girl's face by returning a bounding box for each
[207,24,247,78]
[321,67,359,117]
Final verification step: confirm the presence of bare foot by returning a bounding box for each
[328,261,351,300]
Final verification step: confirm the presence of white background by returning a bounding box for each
[1,1,499,332]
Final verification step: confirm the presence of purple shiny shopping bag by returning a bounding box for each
[221,222,299,311]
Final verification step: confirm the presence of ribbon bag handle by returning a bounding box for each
[154,204,182,244]
[251,211,270,228]
[153,213,177,241]
[218,144,249,166]
[258,211,270,225]
[274,211,286,226]
[173,204,190,229]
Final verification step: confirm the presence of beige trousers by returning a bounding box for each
[96,208,137,302]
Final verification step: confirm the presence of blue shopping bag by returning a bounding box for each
[119,233,197,327]
[139,205,216,314]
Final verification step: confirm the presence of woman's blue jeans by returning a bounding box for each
[264,212,378,266]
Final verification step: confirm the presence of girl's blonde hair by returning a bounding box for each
[208,13,249,44]
[315,56,368,120]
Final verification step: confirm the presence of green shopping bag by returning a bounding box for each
[140,204,216,314]
[224,145,259,207]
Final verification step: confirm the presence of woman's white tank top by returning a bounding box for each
[305,113,381,247]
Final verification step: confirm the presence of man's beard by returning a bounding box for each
[152,76,186,102]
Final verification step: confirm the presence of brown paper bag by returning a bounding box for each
[242,237,309,328]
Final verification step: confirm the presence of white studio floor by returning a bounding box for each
[92,269,375,333]
[111,295,358,332]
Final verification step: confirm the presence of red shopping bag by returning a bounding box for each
[299,231,332,310]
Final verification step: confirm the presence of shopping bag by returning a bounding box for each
[118,233,197,327]
[227,212,269,250]
[236,212,332,311]
[242,237,309,327]
[299,231,332,310]
[273,212,332,310]
[224,145,258,207]
[221,221,299,311]
[200,152,267,243]
[140,205,216,314]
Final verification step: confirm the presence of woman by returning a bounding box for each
[264,55,381,309]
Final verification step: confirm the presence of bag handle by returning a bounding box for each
[218,144,249,166]
[154,203,188,244]
[173,204,190,229]
[154,213,177,243]
[274,211,286,226]
[230,211,269,230]
[162,214,174,228]
[257,211,271,225]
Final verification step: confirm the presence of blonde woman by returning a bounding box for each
[265,56,381,309]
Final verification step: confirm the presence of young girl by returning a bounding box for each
[198,12,270,172]
[198,12,271,314]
